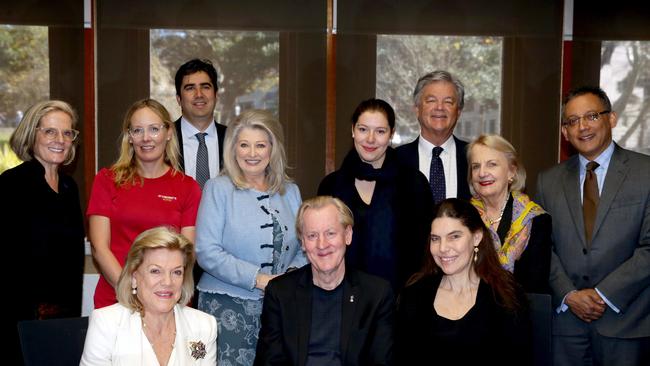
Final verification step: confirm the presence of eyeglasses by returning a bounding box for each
[128,124,167,139]
[36,127,80,141]
[562,110,611,127]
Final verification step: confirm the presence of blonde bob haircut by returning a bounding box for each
[467,134,526,196]
[9,100,79,165]
[111,99,181,187]
[295,196,354,238]
[222,109,291,194]
[116,226,195,314]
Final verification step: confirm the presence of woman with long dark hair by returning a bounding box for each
[396,198,531,365]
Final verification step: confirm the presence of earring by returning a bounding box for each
[132,287,137,295]
[508,177,514,184]
[473,246,479,263]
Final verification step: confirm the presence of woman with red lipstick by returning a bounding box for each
[396,198,531,365]
[318,98,433,291]
[467,134,551,293]
[81,227,218,365]
[1,100,85,365]
[87,99,201,309]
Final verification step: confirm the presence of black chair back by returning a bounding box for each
[18,317,89,366]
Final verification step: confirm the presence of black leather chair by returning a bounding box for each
[18,317,89,366]
[526,293,552,366]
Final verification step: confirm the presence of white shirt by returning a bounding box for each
[417,135,458,198]
[180,117,221,179]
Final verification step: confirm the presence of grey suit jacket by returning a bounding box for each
[535,144,650,338]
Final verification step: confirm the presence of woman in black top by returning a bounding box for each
[1,100,85,365]
[318,98,433,290]
[396,198,531,365]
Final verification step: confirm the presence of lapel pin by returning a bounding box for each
[350,295,354,303]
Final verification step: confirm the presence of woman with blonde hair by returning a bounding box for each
[467,134,551,293]
[81,226,217,365]
[1,100,85,364]
[195,109,307,366]
[87,99,202,308]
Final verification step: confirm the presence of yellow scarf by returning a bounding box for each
[471,191,545,272]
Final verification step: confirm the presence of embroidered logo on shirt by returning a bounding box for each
[157,194,178,202]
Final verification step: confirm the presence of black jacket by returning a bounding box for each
[255,265,395,366]
[318,147,433,290]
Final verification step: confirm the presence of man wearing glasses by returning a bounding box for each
[536,86,650,366]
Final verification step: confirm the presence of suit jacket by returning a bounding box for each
[535,144,650,338]
[80,303,217,365]
[174,117,227,172]
[395,135,471,200]
[254,266,395,366]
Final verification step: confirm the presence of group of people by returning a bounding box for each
[2,59,648,366]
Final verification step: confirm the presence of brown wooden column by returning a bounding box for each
[325,0,337,174]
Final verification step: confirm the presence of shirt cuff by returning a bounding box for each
[595,287,620,313]
[556,290,576,314]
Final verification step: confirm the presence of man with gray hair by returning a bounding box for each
[396,70,471,203]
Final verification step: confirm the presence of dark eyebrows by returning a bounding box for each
[183,82,213,90]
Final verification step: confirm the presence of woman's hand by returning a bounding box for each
[255,273,278,292]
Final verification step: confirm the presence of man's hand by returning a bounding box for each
[566,289,606,322]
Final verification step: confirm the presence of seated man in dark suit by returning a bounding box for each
[396,70,471,203]
[255,196,394,366]
[174,58,227,189]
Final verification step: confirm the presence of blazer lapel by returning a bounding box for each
[174,118,186,172]
[562,156,588,247]
[592,145,628,241]
[296,269,313,366]
[340,271,358,364]
[454,136,471,200]
[216,122,227,169]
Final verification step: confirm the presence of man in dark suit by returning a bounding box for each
[255,196,394,366]
[174,58,227,188]
[536,86,650,366]
[174,59,227,307]
[395,70,471,203]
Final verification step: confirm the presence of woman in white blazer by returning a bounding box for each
[81,227,217,365]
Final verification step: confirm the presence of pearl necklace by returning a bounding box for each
[486,194,509,226]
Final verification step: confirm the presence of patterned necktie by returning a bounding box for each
[583,161,600,245]
[430,146,446,204]
[195,132,210,189]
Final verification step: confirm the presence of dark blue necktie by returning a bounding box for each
[430,146,446,204]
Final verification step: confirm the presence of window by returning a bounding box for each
[376,35,503,145]
[0,25,49,173]
[150,29,279,125]
[601,41,650,156]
